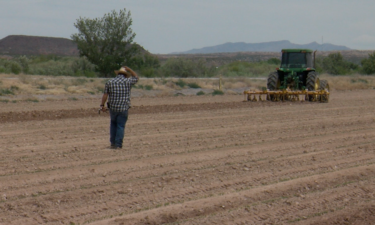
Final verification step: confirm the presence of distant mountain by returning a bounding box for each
[0,35,79,56]
[174,40,351,54]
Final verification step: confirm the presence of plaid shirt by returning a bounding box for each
[104,75,138,112]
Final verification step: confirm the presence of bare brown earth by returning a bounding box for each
[1,90,375,225]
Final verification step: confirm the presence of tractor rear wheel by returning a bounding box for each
[306,72,320,101]
[319,79,330,103]
[319,80,330,91]
[267,72,279,90]
[306,72,319,91]
[267,72,279,101]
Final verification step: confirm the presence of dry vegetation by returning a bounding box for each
[1,73,375,102]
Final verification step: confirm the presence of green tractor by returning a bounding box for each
[267,49,330,102]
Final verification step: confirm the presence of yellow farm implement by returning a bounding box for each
[243,89,330,103]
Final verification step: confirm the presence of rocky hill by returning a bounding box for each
[0,35,79,56]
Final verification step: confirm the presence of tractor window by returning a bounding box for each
[281,52,311,68]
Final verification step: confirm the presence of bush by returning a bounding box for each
[71,78,89,86]
[161,58,216,77]
[361,52,375,75]
[267,58,281,65]
[38,84,47,90]
[212,90,224,96]
[196,91,205,95]
[318,53,358,75]
[144,85,153,90]
[4,61,22,74]
[175,79,187,88]
[139,68,158,78]
[218,61,276,77]
[0,88,15,95]
[187,82,201,88]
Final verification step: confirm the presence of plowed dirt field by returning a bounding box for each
[1,90,375,225]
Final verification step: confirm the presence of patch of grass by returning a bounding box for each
[144,85,153,90]
[175,79,187,88]
[0,99,9,103]
[38,84,47,90]
[68,97,78,101]
[87,91,95,95]
[0,88,15,95]
[25,98,39,103]
[11,85,19,91]
[187,82,201,88]
[351,78,368,84]
[134,84,143,89]
[212,89,224,96]
[196,90,205,96]
[71,78,88,86]
[96,87,104,93]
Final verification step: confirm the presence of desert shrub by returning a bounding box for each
[196,90,205,95]
[212,90,224,95]
[219,61,275,77]
[361,52,375,75]
[351,78,368,84]
[161,58,216,77]
[11,86,19,91]
[25,98,39,102]
[175,79,187,88]
[3,61,22,74]
[96,86,104,93]
[17,55,30,73]
[318,53,359,75]
[133,84,143,89]
[130,53,160,70]
[0,88,15,95]
[267,58,281,65]
[139,67,158,78]
[187,82,201,88]
[144,85,153,90]
[71,57,96,77]
[71,78,89,86]
[38,84,47,90]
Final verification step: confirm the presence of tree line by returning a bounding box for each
[1,51,375,77]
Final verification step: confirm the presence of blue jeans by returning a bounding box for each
[109,110,128,148]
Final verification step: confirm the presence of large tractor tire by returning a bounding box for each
[306,71,319,91]
[306,72,320,101]
[319,79,330,91]
[267,71,279,90]
[319,79,330,103]
[267,72,279,101]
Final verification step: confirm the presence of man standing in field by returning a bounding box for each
[100,66,138,149]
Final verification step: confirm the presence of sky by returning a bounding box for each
[1,0,375,54]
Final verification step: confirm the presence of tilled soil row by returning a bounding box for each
[0,100,299,123]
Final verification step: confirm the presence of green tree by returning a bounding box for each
[320,52,358,75]
[71,8,139,77]
[361,52,375,75]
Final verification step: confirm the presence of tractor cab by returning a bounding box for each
[280,49,314,69]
